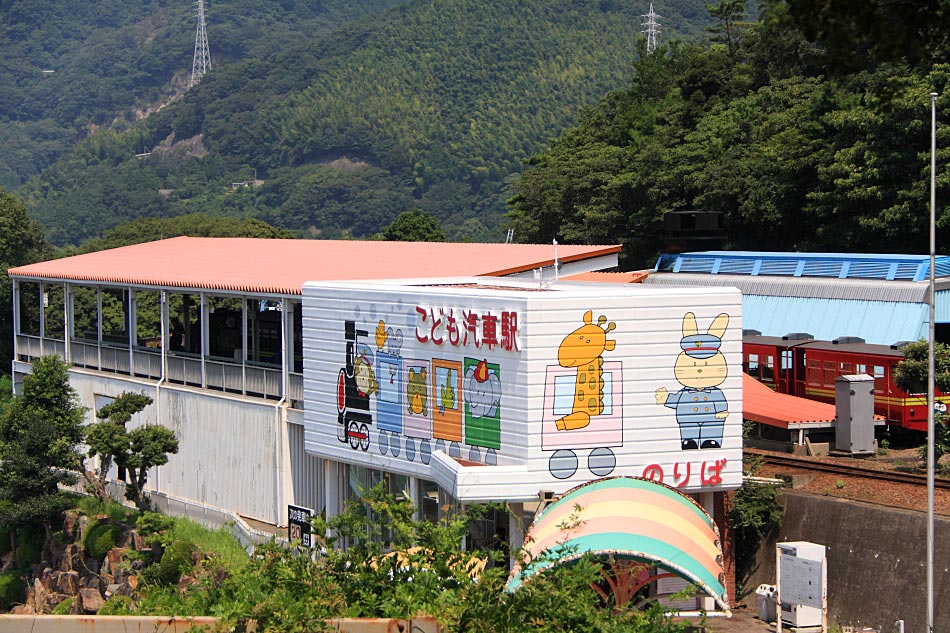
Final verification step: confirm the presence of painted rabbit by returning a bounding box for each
[655,312,730,450]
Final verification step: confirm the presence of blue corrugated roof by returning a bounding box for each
[655,252,950,282]
[743,295,928,345]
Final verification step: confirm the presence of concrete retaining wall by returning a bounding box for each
[746,491,950,633]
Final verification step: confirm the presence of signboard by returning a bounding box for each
[288,504,313,547]
[779,554,823,609]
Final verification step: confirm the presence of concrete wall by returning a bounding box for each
[746,491,950,632]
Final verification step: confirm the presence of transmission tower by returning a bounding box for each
[641,3,660,54]
[190,0,211,87]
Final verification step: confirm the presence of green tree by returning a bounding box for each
[86,392,177,511]
[0,356,85,560]
[706,0,749,59]
[0,189,48,373]
[894,339,950,463]
[381,209,446,241]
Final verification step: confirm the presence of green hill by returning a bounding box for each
[12,0,716,244]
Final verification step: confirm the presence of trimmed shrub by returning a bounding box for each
[0,570,25,611]
[84,521,121,561]
[144,540,196,586]
[52,597,74,615]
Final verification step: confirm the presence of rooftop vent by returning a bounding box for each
[833,336,865,345]
[782,332,814,341]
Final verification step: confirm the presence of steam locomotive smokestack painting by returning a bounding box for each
[336,321,374,451]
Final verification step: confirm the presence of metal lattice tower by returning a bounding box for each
[190,0,211,87]
[641,3,660,54]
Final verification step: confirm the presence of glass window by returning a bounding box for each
[761,355,775,381]
[823,360,837,386]
[781,349,793,371]
[807,359,822,386]
[839,362,853,375]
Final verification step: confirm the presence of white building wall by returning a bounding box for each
[63,370,285,524]
[302,279,743,504]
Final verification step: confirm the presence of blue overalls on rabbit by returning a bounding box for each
[664,332,727,450]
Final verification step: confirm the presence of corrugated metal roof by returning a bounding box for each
[655,251,950,281]
[742,295,928,345]
[8,237,621,295]
[742,374,836,428]
[643,272,929,303]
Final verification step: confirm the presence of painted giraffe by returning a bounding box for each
[555,310,616,431]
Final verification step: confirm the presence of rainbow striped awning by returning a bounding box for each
[506,476,729,611]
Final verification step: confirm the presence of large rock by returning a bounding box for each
[61,543,83,573]
[47,570,80,595]
[78,587,104,614]
[62,510,80,541]
[32,578,50,614]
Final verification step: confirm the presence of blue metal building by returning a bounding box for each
[645,252,950,346]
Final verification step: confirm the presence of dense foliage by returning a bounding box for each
[893,340,950,463]
[14,0,716,245]
[0,356,86,561]
[0,0,412,191]
[118,484,690,632]
[507,2,950,268]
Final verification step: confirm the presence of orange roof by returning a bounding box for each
[8,237,620,295]
[742,373,837,429]
[560,271,648,283]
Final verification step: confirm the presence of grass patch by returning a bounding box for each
[165,518,248,571]
[75,495,137,523]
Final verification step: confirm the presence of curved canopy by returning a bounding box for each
[506,476,729,612]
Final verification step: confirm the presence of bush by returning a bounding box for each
[143,540,196,586]
[0,570,25,611]
[98,594,134,615]
[84,521,121,560]
[136,512,175,537]
[15,528,44,565]
[52,596,74,614]
[0,527,10,557]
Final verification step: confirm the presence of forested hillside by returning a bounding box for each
[12,0,716,245]
[508,1,950,269]
[0,0,411,191]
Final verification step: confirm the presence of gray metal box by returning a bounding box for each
[835,374,875,455]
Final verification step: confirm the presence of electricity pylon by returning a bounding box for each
[190,0,211,87]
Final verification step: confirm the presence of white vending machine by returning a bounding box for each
[776,541,826,631]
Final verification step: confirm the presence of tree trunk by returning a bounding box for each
[76,457,110,503]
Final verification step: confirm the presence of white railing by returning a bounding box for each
[206,358,245,393]
[289,372,303,402]
[71,340,99,368]
[132,348,163,379]
[18,334,288,401]
[246,364,282,398]
[167,353,203,387]
[100,344,131,374]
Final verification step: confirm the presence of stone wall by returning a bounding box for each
[746,491,950,632]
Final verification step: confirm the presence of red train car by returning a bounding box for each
[743,333,948,433]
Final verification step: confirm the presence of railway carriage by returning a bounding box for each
[743,333,948,432]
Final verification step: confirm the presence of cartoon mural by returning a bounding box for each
[542,310,622,480]
[463,358,501,463]
[338,314,507,466]
[336,321,373,451]
[655,312,730,450]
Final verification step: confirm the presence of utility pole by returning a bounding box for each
[190,0,211,88]
[642,3,660,54]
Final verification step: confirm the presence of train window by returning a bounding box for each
[747,354,759,373]
[823,361,837,386]
[761,355,775,381]
[856,364,867,375]
[781,350,793,371]
[807,359,822,385]
[872,365,884,378]
[839,362,853,375]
